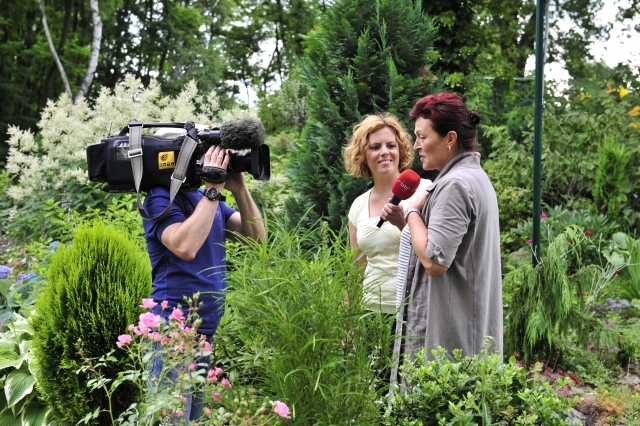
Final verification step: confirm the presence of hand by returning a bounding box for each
[380,201,406,231]
[222,150,247,195]
[203,145,230,191]
[410,191,430,212]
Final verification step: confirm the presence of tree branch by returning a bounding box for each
[75,0,103,102]
[38,0,73,99]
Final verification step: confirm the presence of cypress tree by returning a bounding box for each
[286,0,438,233]
[31,221,152,425]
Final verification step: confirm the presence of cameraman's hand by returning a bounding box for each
[223,150,246,195]
[203,145,229,191]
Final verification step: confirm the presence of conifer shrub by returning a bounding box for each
[592,137,628,218]
[286,0,439,233]
[504,226,617,365]
[31,221,152,425]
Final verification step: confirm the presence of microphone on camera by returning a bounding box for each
[376,169,421,228]
[199,117,266,150]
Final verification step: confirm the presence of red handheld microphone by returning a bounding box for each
[376,169,421,228]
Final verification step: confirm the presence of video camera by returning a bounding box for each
[86,118,270,221]
[87,118,270,193]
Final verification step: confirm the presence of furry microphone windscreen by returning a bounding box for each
[219,117,266,150]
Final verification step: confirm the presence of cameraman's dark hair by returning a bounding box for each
[409,93,481,152]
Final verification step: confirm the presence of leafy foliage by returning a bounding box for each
[505,227,618,364]
[0,313,56,425]
[593,137,629,218]
[31,221,151,425]
[218,216,391,425]
[384,343,581,425]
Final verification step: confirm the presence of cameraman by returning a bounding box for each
[142,144,265,422]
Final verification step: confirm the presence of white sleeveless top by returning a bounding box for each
[348,179,430,313]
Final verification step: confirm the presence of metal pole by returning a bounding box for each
[532,0,547,267]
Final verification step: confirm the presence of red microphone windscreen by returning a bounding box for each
[392,170,421,200]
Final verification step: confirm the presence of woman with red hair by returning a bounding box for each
[392,93,503,382]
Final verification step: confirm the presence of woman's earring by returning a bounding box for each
[448,146,451,153]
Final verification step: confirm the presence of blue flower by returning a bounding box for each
[0,265,11,279]
[48,241,60,248]
[17,273,37,282]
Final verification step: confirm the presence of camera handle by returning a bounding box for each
[128,120,201,221]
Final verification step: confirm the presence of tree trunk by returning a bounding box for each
[74,0,102,102]
[38,0,73,99]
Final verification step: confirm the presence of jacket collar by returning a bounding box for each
[425,151,481,193]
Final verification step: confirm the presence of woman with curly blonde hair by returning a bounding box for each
[345,113,430,314]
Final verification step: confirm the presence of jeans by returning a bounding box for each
[147,336,213,425]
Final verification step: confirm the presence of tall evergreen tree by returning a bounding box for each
[286,0,437,234]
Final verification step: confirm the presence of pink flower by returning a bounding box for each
[140,298,157,309]
[116,334,132,347]
[203,341,212,352]
[207,370,218,382]
[161,300,169,308]
[567,239,573,244]
[541,213,548,219]
[139,312,161,328]
[615,269,621,275]
[585,231,593,236]
[221,378,232,389]
[270,401,291,419]
[161,337,170,345]
[189,363,196,371]
[212,392,222,403]
[170,308,184,321]
[175,409,184,417]
[214,367,224,376]
[259,407,266,414]
[526,239,533,244]
[127,324,135,331]
[205,408,212,415]
[579,291,585,296]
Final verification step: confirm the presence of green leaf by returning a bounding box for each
[0,408,23,426]
[5,367,35,408]
[21,400,53,426]
[0,350,21,370]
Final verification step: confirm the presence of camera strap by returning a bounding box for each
[127,120,200,221]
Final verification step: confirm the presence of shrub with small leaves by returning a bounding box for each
[384,340,581,425]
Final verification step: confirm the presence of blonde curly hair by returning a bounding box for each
[344,113,414,178]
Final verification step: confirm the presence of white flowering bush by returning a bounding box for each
[3,75,253,242]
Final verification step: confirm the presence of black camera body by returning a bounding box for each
[87,120,270,193]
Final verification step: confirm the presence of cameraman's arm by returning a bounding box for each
[160,146,228,260]
[225,172,265,243]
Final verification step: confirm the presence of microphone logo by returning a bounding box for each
[399,181,410,191]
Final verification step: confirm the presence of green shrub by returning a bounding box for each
[218,216,390,425]
[593,137,629,218]
[617,318,640,366]
[31,221,151,425]
[505,226,617,364]
[384,342,581,425]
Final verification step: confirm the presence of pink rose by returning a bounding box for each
[170,308,184,321]
[140,298,157,309]
[116,334,132,347]
[541,213,548,219]
[526,239,533,244]
[161,300,169,308]
[270,401,291,419]
[139,312,161,328]
[615,269,621,275]
[221,378,232,389]
[212,392,222,403]
[205,408,212,415]
[585,231,593,236]
[189,363,196,371]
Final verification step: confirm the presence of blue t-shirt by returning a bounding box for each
[142,187,236,335]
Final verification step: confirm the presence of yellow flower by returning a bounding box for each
[630,106,640,117]
[619,87,628,98]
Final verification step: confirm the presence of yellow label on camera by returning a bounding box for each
[158,151,176,170]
